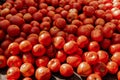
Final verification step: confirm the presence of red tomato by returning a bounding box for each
[97,50,109,63]
[35,66,51,80]
[85,51,99,65]
[22,52,35,64]
[19,40,32,52]
[109,44,120,54]
[23,77,32,80]
[7,55,22,67]
[35,56,49,67]
[111,52,120,66]
[7,42,20,55]
[47,58,61,72]
[66,54,82,68]
[107,61,118,74]
[20,63,34,77]
[93,62,108,77]
[63,40,78,54]
[88,41,100,52]
[55,50,67,63]
[32,44,46,57]
[0,55,7,68]
[117,71,120,80]
[77,62,92,77]
[87,73,102,80]
[60,63,74,77]
[7,67,20,80]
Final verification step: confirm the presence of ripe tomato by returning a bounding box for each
[63,40,78,54]
[19,40,32,52]
[109,44,120,54]
[111,52,120,66]
[7,42,20,55]
[35,56,49,67]
[88,41,100,52]
[20,63,34,77]
[22,52,35,64]
[97,50,109,63]
[85,51,99,65]
[23,77,32,80]
[77,62,92,77]
[35,66,51,80]
[106,61,118,74]
[93,62,108,77]
[7,67,20,80]
[117,71,120,80]
[86,73,102,80]
[66,54,82,68]
[7,55,22,67]
[0,55,7,68]
[32,44,46,57]
[60,63,74,77]
[55,50,67,63]
[47,58,61,72]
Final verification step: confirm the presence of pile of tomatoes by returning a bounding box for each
[0,0,120,80]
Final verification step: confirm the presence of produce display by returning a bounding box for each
[0,0,120,80]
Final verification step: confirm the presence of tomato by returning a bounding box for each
[77,35,89,48]
[97,50,109,63]
[85,51,99,65]
[117,71,120,80]
[109,44,120,54]
[23,77,32,80]
[106,61,118,74]
[32,44,46,57]
[88,41,100,52]
[22,52,35,64]
[111,52,120,66]
[20,63,34,77]
[66,54,82,68]
[7,55,22,67]
[63,40,78,54]
[7,42,20,55]
[53,36,65,49]
[77,62,92,77]
[47,58,61,72]
[0,55,7,68]
[35,66,51,80]
[86,73,102,80]
[55,50,67,63]
[93,62,108,77]
[19,40,32,52]
[7,67,20,80]
[60,63,74,77]
[35,56,49,67]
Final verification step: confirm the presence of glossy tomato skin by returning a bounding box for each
[63,40,78,54]
[93,62,108,77]
[20,63,34,77]
[111,52,120,66]
[85,51,99,65]
[106,61,118,74]
[117,71,120,80]
[22,52,35,64]
[77,62,92,77]
[32,44,46,57]
[35,66,51,80]
[23,77,32,80]
[55,50,67,63]
[47,58,61,72]
[35,56,49,67]
[109,44,120,54]
[86,73,102,80]
[60,63,74,77]
[66,54,82,68]
[7,42,20,55]
[88,41,100,52]
[7,55,22,67]
[7,67,20,80]
[0,55,7,68]
[97,50,109,63]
